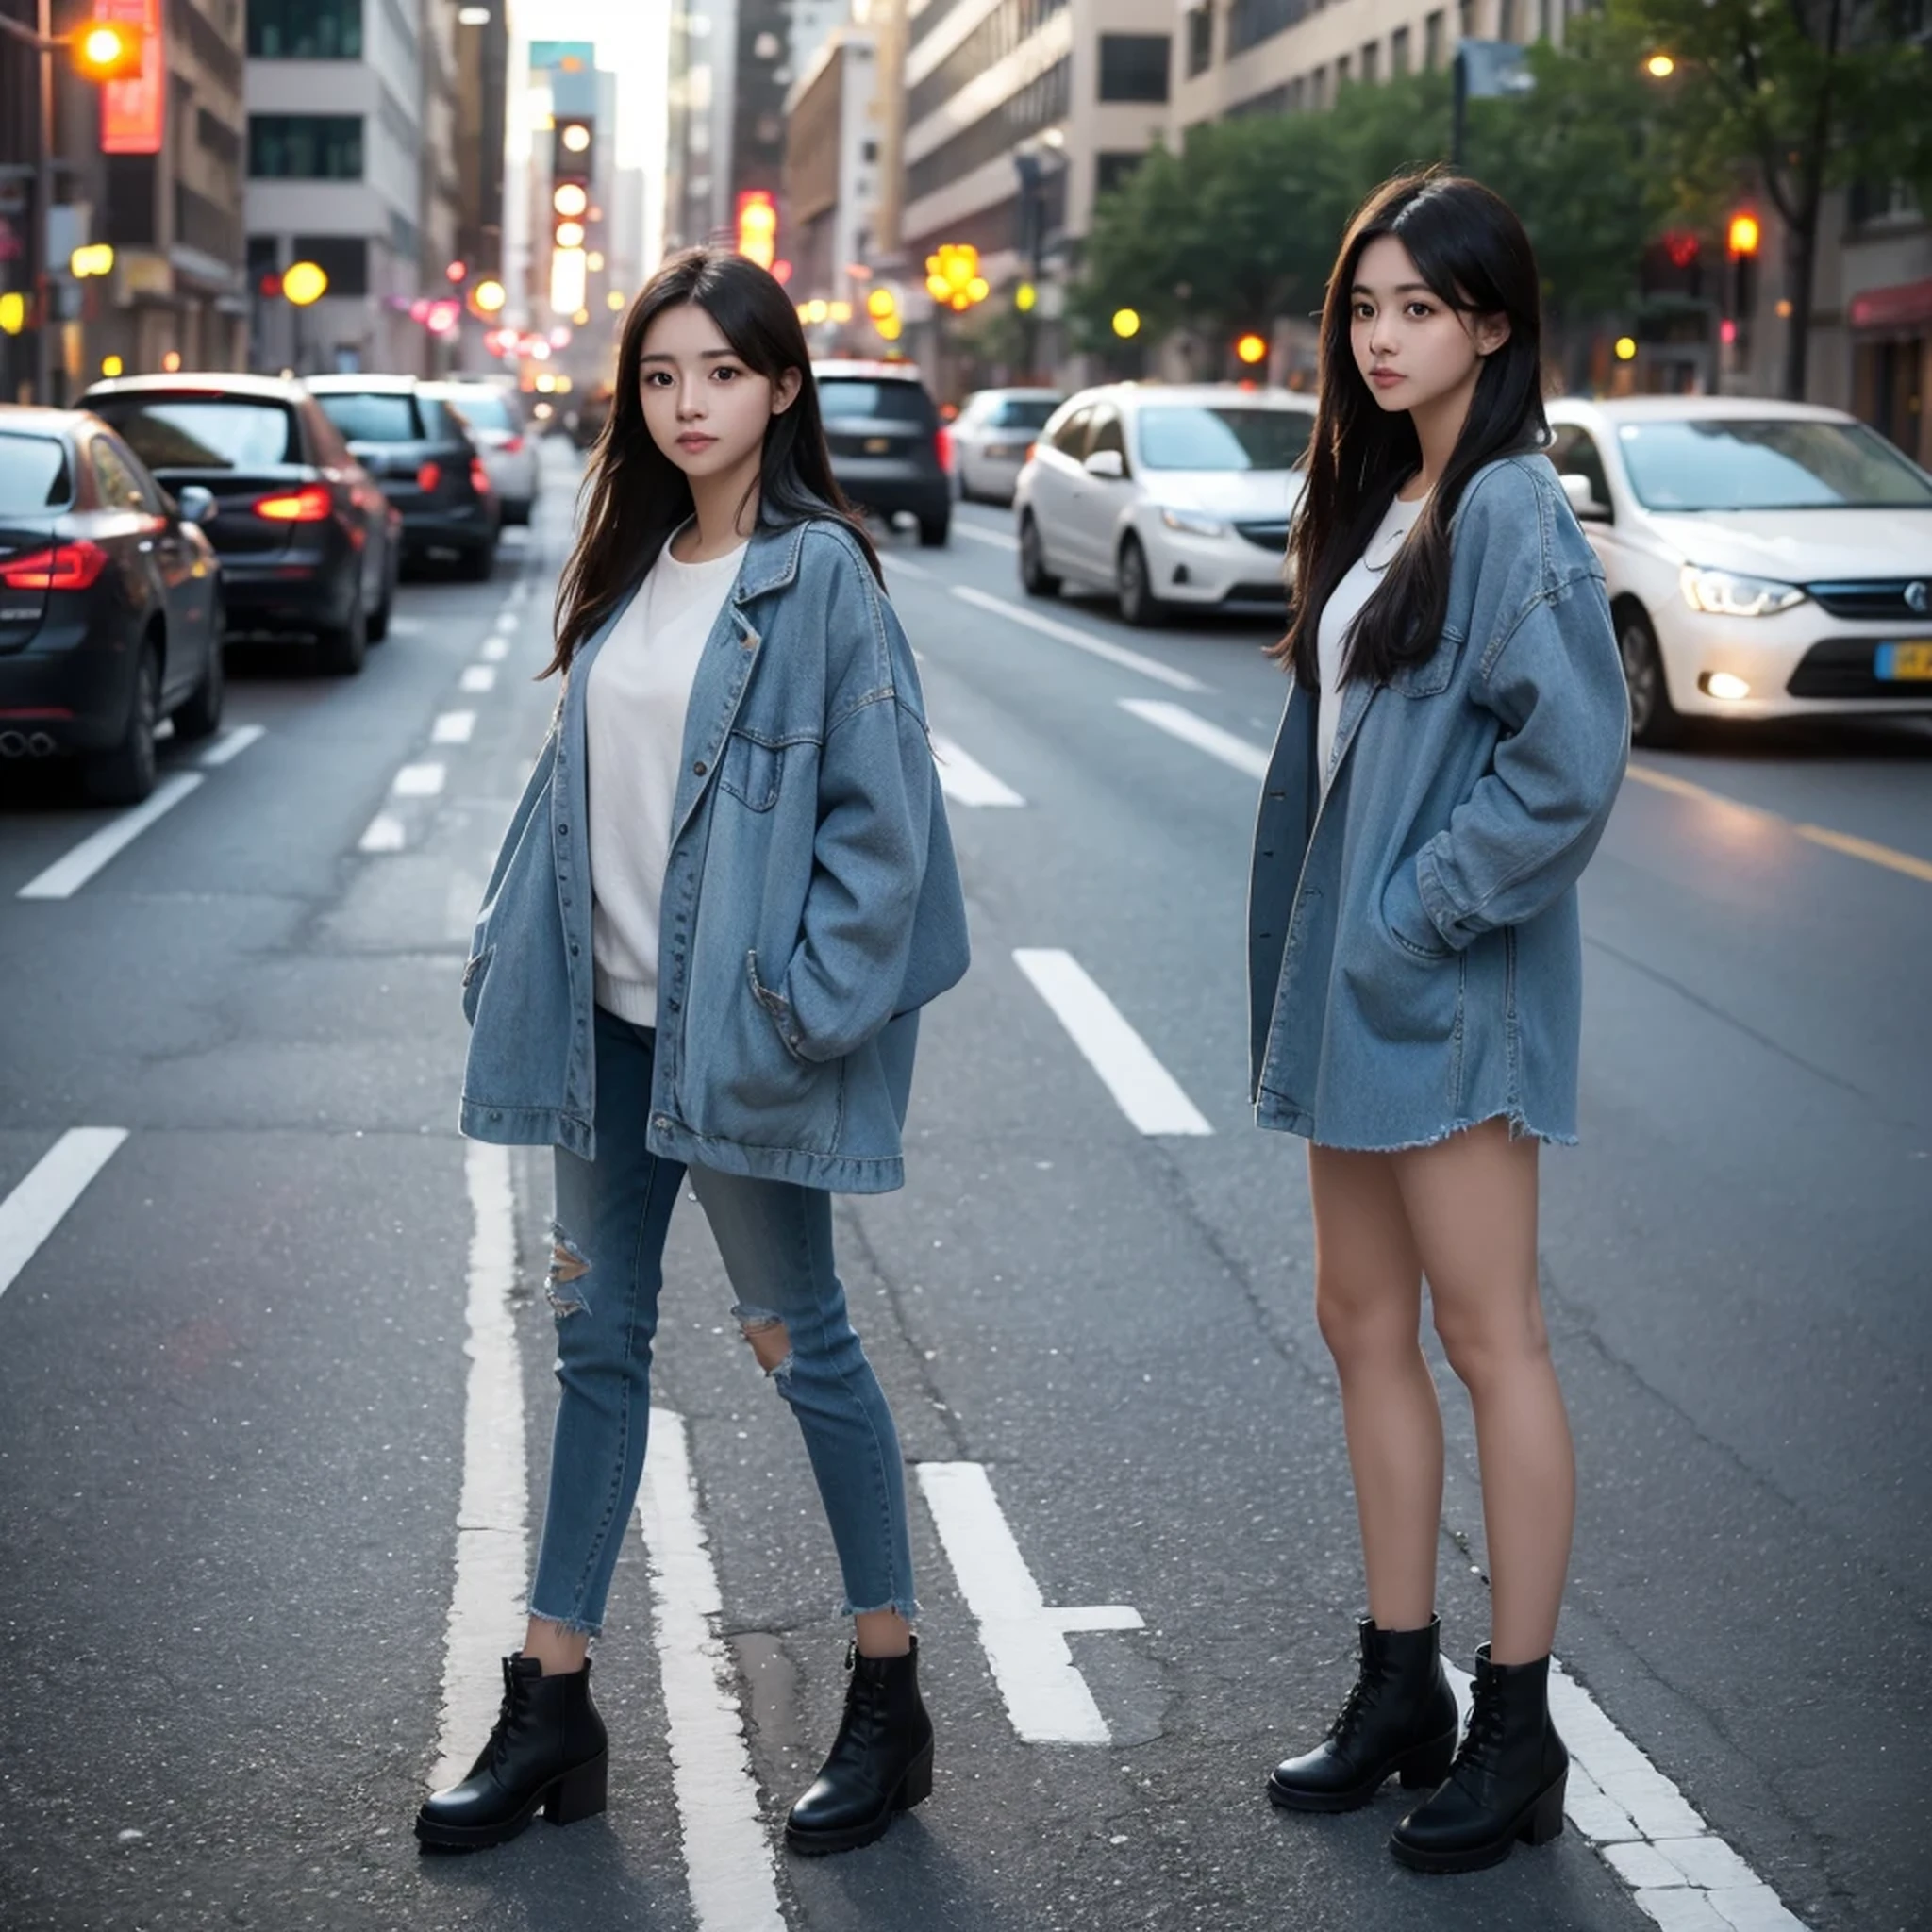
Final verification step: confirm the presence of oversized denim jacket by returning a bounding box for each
[1249,456,1629,1151]
[459,514,970,1192]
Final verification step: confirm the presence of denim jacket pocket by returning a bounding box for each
[720,730,784,811]
[1385,624,1467,699]
[1382,860,1454,961]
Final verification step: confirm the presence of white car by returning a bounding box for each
[428,381,539,525]
[1013,384,1316,625]
[951,387,1062,504]
[1545,396,1932,744]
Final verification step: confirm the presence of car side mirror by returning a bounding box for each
[1083,448,1125,481]
[175,484,217,525]
[1559,471,1610,522]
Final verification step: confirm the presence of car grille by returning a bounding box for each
[1235,520,1291,553]
[1787,638,1932,698]
[1226,581,1291,607]
[1806,578,1932,622]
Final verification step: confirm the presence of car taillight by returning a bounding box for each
[0,541,110,591]
[470,457,491,495]
[934,426,954,474]
[416,461,442,494]
[254,484,332,522]
[1024,441,1038,464]
[502,435,524,455]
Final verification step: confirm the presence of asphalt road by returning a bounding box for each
[2,442,1927,1932]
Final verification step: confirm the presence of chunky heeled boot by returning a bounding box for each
[1268,1616,1460,1812]
[1390,1644,1568,1874]
[785,1638,934,1856]
[414,1654,608,1851]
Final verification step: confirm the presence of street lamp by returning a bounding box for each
[1111,308,1141,340]
[1643,52,1675,79]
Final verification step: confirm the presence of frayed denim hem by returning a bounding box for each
[1257,1102,1579,1152]
[525,1602,604,1639]
[844,1595,921,1622]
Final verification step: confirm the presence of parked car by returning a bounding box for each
[1545,396,1932,744]
[79,371,397,673]
[813,359,951,546]
[426,379,538,525]
[1013,384,1317,625]
[306,375,499,580]
[952,387,1063,504]
[0,404,225,802]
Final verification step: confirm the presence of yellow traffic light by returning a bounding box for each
[281,260,328,306]
[73,22,142,81]
[1111,308,1141,339]
[0,292,26,335]
[1236,332,1267,365]
[70,243,115,278]
[1015,282,1037,313]
[1615,336,1638,361]
[866,288,896,321]
[737,191,777,269]
[1727,212,1761,258]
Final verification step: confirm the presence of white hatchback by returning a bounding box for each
[1545,396,1932,744]
[951,388,1062,505]
[428,381,539,525]
[1012,384,1315,625]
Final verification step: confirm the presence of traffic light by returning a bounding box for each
[72,21,142,81]
[866,285,900,342]
[924,244,988,312]
[737,192,777,270]
[550,117,593,319]
[1726,211,1761,258]
[1235,332,1267,366]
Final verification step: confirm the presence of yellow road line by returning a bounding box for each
[1624,760,1932,886]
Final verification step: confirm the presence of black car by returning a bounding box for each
[306,375,500,579]
[0,405,225,803]
[812,360,951,547]
[79,372,396,674]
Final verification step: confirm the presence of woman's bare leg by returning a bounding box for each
[1391,1119,1574,1664]
[1308,1143,1442,1630]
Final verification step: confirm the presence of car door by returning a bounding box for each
[87,433,185,700]
[304,400,387,608]
[1548,421,1632,588]
[1029,404,1092,573]
[1073,404,1133,575]
[109,431,216,669]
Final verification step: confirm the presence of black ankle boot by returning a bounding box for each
[414,1654,608,1851]
[785,1637,934,1856]
[1390,1644,1568,1873]
[1267,1616,1459,1813]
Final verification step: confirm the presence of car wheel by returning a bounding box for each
[1019,513,1060,597]
[317,590,368,676]
[460,539,496,582]
[918,514,950,548]
[1117,535,1165,627]
[85,636,160,805]
[171,600,225,742]
[1616,602,1682,747]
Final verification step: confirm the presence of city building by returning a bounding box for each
[782,26,882,343]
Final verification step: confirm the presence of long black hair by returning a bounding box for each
[1275,170,1545,689]
[544,247,880,678]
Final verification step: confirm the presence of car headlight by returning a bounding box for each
[1159,507,1225,538]
[1678,565,1807,618]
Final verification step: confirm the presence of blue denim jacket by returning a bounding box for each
[459,515,970,1192]
[1249,456,1629,1150]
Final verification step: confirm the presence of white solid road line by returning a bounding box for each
[197,724,266,768]
[428,1142,530,1790]
[638,1410,786,1932]
[951,585,1209,693]
[432,710,477,744]
[1120,698,1270,780]
[931,734,1025,808]
[16,773,207,901]
[392,761,447,797]
[916,1462,1143,1745]
[358,812,407,854]
[460,664,498,692]
[1441,1664,1809,1931]
[0,1128,127,1302]
[951,519,1020,552]
[1012,948,1212,1136]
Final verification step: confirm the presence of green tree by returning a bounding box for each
[1605,0,1932,396]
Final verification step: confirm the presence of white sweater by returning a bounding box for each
[1316,491,1428,792]
[587,533,747,1027]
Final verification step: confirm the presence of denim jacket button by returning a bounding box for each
[692,759,708,775]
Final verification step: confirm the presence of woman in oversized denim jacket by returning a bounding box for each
[420,251,968,1860]
[1252,175,1628,1874]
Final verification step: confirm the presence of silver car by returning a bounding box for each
[952,388,1063,505]
[427,381,539,526]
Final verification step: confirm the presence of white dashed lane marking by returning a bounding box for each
[16,774,206,900]
[481,636,511,662]
[460,664,498,692]
[197,724,266,767]
[432,711,476,744]
[950,585,1208,693]
[930,734,1024,808]
[1119,698,1270,780]
[0,1128,127,1302]
[392,762,447,797]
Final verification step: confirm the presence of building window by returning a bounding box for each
[1185,5,1212,76]
[1309,62,1326,106]
[862,139,878,162]
[1227,0,1309,58]
[905,57,1072,205]
[1095,150,1148,196]
[1425,10,1444,69]
[1497,0,1518,38]
[291,234,369,296]
[1336,50,1352,84]
[1391,25,1411,73]
[1360,39,1380,80]
[908,0,1069,130]
[247,0,363,59]
[1098,34,1171,103]
[248,114,364,179]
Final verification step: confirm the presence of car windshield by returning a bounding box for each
[315,391,422,443]
[0,433,74,512]
[1137,406,1311,472]
[991,398,1059,429]
[87,397,295,470]
[1616,419,1932,511]
[440,390,515,432]
[817,379,935,425]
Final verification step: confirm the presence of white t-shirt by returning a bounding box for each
[587,528,747,1027]
[1315,490,1429,791]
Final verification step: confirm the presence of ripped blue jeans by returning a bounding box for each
[527,1004,917,1637]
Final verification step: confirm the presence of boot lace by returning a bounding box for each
[1453,1675,1509,1782]
[488,1657,532,1771]
[1324,1660,1388,1743]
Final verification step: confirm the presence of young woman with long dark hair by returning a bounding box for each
[1248,171,1628,1873]
[419,247,969,1857]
